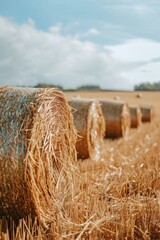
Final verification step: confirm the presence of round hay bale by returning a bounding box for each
[129,105,142,128]
[0,87,77,228]
[136,93,143,98]
[100,99,131,139]
[68,98,105,160]
[113,96,121,101]
[140,105,154,122]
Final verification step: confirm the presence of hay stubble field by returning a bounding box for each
[0,90,160,239]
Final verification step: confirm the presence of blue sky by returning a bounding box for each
[0,0,160,89]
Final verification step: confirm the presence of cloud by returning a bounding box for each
[105,2,155,14]
[122,61,160,86]
[130,4,154,14]
[0,17,131,90]
[49,22,62,34]
[73,27,99,41]
[149,56,160,64]
[105,38,160,85]
[84,28,99,36]
[27,18,36,27]
[105,38,160,62]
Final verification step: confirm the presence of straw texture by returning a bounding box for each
[140,105,154,122]
[0,87,77,228]
[101,99,131,139]
[129,105,142,128]
[68,98,105,160]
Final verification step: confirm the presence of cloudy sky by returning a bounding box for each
[0,0,160,90]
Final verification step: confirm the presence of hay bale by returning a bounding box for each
[0,87,77,228]
[129,105,142,128]
[140,105,154,122]
[113,96,121,101]
[68,98,105,160]
[100,99,131,139]
[136,93,143,98]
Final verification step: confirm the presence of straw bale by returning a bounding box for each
[140,105,154,122]
[129,105,142,128]
[136,93,143,98]
[68,98,105,160]
[0,86,77,228]
[100,99,131,139]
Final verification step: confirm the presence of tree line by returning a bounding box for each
[33,82,160,91]
[34,83,101,91]
[134,81,160,91]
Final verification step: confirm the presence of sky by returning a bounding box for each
[0,0,160,90]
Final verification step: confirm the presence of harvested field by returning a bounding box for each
[65,90,160,116]
[0,90,160,239]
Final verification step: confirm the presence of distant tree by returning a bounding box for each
[77,85,101,90]
[134,81,160,91]
[34,83,63,90]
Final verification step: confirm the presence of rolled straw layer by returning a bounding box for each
[140,105,154,122]
[0,87,77,227]
[101,100,131,139]
[68,98,105,160]
[129,105,142,128]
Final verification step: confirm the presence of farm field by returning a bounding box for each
[0,90,160,239]
[65,90,160,116]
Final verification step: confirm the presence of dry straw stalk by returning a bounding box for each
[0,86,77,228]
[68,98,105,160]
[100,99,131,139]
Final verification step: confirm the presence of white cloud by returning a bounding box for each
[105,38,160,86]
[84,28,99,36]
[122,61,160,85]
[105,38,160,62]
[0,17,131,90]
[27,18,36,27]
[1,16,160,90]
[124,4,154,14]
[73,27,99,41]
[105,3,154,14]
[49,22,62,34]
